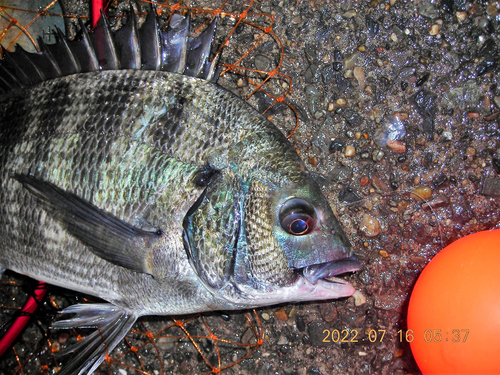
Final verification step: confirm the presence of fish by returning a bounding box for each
[0,5,360,374]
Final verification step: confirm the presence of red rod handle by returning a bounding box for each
[0,281,48,357]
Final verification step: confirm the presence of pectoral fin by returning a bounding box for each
[14,175,160,274]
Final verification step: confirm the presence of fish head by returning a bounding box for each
[183,169,360,309]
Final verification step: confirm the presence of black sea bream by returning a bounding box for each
[0,7,360,374]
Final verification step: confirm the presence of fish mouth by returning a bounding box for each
[301,254,361,285]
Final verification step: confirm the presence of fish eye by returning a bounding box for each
[279,199,317,236]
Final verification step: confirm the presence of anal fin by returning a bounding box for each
[52,303,137,375]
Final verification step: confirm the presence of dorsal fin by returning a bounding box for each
[0,6,222,94]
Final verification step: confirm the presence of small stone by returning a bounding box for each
[345,145,355,157]
[360,176,370,186]
[274,308,288,321]
[429,24,440,35]
[241,327,258,344]
[372,149,384,162]
[352,290,367,306]
[379,250,390,258]
[410,186,432,201]
[277,335,288,345]
[358,45,366,52]
[467,112,480,118]
[371,175,391,193]
[456,11,467,22]
[319,303,338,322]
[466,147,476,157]
[442,131,453,141]
[308,156,319,167]
[336,98,346,106]
[397,200,409,210]
[237,78,245,87]
[390,32,398,42]
[342,9,356,18]
[360,214,381,237]
[261,312,270,321]
[157,337,175,350]
[353,67,366,91]
[387,139,406,153]
[58,332,70,344]
[329,139,344,153]
[481,177,500,197]
[327,102,335,111]
[296,316,306,331]
[394,112,408,121]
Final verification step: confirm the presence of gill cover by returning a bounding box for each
[183,171,246,292]
[182,171,298,297]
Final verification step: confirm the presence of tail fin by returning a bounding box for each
[51,303,137,375]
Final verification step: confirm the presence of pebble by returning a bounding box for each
[296,316,306,332]
[371,175,391,193]
[480,177,500,197]
[410,186,432,201]
[274,308,288,321]
[387,139,406,153]
[336,98,346,106]
[157,337,175,350]
[494,96,500,109]
[261,312,270,321]
[308,156,319,167]
[338,187,361,203]
[379,250,390,258]
[237,78,245,87]
[360,214,381,237]
[442,130,453,141]
[352,290,367,306]
[372,149,384,162]
[241,327,258,344]
[456,11,467,22]
[329,139,344,153]
[277,335,288,345]
[58,332,70,344]
[353,67,366,91]
[342,9,357,18]
[466,147,476,157]
[254,54,273,72]
[360,176,370,186]
[345,145,355,157]
[344,51,360,69]
[305,85,323,117]
[429,24,440,35]
[319,303,338,322]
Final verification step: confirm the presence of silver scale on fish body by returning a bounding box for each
[0,6,360,374]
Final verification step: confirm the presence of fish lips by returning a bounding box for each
[301,254,361,285]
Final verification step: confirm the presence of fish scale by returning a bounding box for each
[0,8,360,374]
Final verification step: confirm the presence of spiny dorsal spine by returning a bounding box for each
[0,5,221,94]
